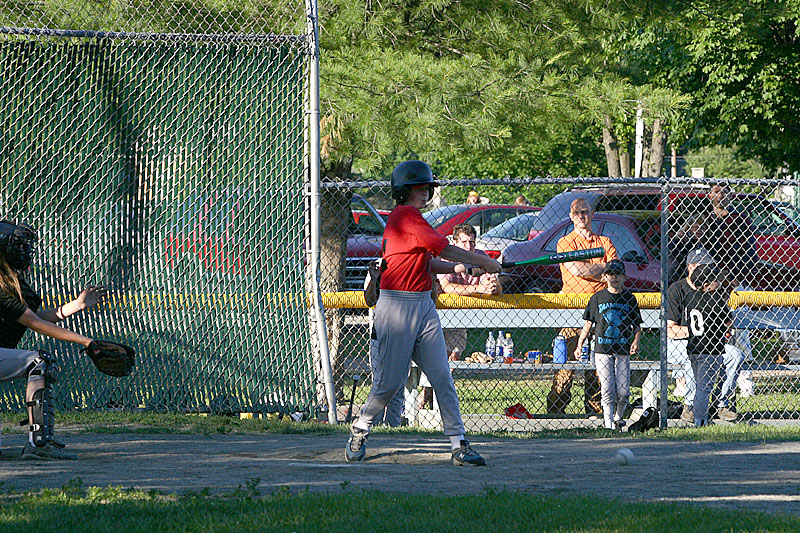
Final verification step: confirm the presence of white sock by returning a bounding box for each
[450,435,465,450]
[352,420,370,433]
[28,432,35,446]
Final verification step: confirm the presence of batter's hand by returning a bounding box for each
[75,285,108,311]
[484,258,502,274]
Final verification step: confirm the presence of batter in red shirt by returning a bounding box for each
[345,161,501,467]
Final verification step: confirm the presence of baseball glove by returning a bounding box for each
[82,340,136,377]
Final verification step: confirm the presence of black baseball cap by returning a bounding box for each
[686,247,715,266]
[604,259,626,275]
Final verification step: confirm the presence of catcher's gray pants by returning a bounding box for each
[690,352,722,426]
[357,290,465,436]
[0,348,39,382]
[0,348,41,447]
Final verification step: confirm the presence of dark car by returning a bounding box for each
[422,204,540,237]
[501,212,662,293]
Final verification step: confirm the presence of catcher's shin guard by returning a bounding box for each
[24,351,61,447]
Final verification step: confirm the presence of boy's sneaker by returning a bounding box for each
[345,426,369,463]
[614,419,626,432]
[680,405,694,423]
[451,440,486,466]
[22,442,78,460]
[716,406,738,422]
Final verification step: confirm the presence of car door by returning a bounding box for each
[599,220,660,291]
[734,196,800,267]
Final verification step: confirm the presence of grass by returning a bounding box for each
[0,482,798,532]
[2,412,800,531]
[3,411,800,443]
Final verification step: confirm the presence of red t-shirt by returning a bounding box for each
[380,205,449,292]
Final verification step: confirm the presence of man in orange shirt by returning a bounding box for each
[547,199,618,415]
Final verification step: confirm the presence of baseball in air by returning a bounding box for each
[614,448,634,465]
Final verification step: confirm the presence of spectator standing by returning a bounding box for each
[546,199,618,415]
[700,184,759,287]
[576,259,642,430]
[515,195,529,206]
[667,264,732,426]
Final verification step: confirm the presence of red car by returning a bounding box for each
[501,212,662,293]
[422,204,540,237]
[534,186,800,268]
[501,209,800,293]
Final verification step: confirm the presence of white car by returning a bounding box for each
[474,211,541,259]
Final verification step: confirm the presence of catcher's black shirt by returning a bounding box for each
[666,279,731,355]
[0,277,42,348]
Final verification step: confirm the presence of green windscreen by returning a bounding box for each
[0,38,314,416]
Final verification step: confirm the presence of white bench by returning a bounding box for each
[404,360,677,428]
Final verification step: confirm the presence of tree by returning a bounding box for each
[684,145,766,180]
[316,0,599,396]
[682,1,800,173]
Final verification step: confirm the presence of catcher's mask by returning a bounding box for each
[0,220,37,270]
[390,160,439,203]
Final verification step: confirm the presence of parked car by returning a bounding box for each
[532,186,800,268]
[501,210,800,293]
[772,200,800,224]
[422,204,540,237]
[345,195,386,290]
[474,211,542,259]
[501,212,662,293]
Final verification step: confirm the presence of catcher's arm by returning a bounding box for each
[17,308,92,347]
[38,285,108,323]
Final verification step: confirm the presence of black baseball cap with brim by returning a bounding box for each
[604,259,626,275]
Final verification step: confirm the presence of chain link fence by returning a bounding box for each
[0,1,317,416]
[324,177,800,431]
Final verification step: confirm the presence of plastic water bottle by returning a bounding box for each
[485,332,495,361]
[580,343,590,363]
[495,330,505,362]
[553,334,567,364]
[505,333,514,361]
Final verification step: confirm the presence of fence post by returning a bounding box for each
[306,0,338,425]
[659,180,670,428]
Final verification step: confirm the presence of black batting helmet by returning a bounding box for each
[0,220,37,270]
[390,160,438,203]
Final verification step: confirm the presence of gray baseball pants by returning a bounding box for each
[0,348,39,382]
[595,352,630,428]
[356,290,465,436]
[690,352,722,426]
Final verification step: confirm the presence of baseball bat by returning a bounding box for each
[344,374,360,423]
[501,247,605,269]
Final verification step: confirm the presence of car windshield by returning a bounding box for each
[422,205,472,228]
[481,213,539,241]
[776,202,800,224]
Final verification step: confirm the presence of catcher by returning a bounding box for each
[0,220,133,460]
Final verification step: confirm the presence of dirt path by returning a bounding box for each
[1,432,799,516]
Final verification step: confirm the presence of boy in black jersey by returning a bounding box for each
[666,264,732,427]
[576,260,642,431]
